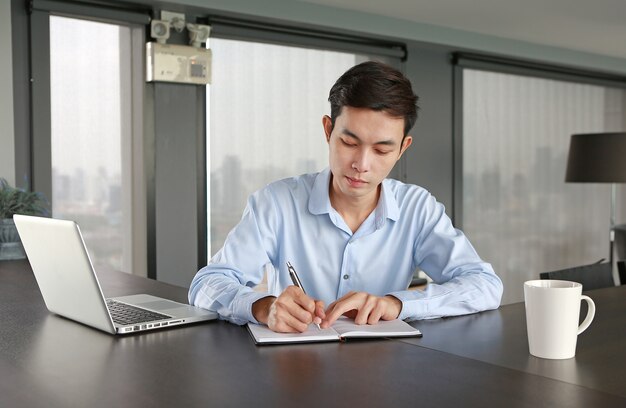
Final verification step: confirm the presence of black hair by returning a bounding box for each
[328,61,419,136]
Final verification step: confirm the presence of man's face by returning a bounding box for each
[323,106,412,206]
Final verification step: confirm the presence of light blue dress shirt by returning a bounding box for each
[189,168,502,325]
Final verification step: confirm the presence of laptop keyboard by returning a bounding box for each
[106,299,172,326]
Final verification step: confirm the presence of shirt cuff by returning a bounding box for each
[236,291,275,325]
[387,290,429,321]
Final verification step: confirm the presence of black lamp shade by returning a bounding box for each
[565,132,626,183]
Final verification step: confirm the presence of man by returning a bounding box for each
[189,61,502,333]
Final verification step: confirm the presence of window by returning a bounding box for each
[206,38,372,255]
[49,16,143,273]
[462,68,626,304]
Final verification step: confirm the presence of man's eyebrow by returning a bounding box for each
[341,128,397,146]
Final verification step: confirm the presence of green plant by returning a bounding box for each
[0,178,49,219]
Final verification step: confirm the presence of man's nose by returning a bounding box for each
[352,149,370,173]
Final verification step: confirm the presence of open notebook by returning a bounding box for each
[247,316,422,345]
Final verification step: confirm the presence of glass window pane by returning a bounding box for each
[207,38,370,255]
[50,16,133,272]
[462,69,626,304]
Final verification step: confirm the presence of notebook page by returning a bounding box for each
[331,316,421,338]
[248,323,339,344]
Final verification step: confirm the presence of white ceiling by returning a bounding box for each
[297,0,626,60]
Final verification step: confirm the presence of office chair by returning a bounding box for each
[540,261,615,291]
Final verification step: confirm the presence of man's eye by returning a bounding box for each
[341,140,356,147]
[376,150,392,155]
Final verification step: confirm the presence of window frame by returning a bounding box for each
[25,0,149,276]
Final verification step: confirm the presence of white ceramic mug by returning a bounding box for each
[524,280,595,359]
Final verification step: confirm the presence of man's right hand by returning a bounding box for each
[252,286,325,333]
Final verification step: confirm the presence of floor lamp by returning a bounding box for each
[565,132,626,285]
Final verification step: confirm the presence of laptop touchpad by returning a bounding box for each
[139,300,185,311]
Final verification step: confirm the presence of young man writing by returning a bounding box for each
[189,61,503,333]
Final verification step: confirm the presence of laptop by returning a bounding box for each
[14,214,217,334]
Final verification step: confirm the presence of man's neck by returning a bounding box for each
[329,179,380,233]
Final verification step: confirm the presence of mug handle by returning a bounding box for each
[577,295,596,335]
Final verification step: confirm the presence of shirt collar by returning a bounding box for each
[308,168,333,215]
[308,168,400,227]
[377,179,400,225]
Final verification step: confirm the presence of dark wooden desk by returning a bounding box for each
[2,260,625,407]
[404,285,626,399]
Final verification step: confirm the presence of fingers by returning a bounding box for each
[266,286,320,333]
[264,288,402,331]
[321,292,401,328]
[366,304,385,325]
[324,291,379,326]
[313,300,326,325]
[322,291,362,328]
[267,308,310,333]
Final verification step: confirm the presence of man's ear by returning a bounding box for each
[398,136,413,159]
[322,115,333,143]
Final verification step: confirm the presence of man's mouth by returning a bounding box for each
[346,176,367,187]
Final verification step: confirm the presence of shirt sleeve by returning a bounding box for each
[188,187,279,325]
[388,194,503,321]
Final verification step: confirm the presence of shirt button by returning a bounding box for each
[343,274,349,280]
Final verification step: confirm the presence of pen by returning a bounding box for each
[287,261,321,330]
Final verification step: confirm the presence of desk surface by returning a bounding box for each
[403,284,626,398]
[1,260,625,407]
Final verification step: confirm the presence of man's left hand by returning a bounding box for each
[320,291,402,328]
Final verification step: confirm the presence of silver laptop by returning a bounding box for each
[14,214,217,334]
